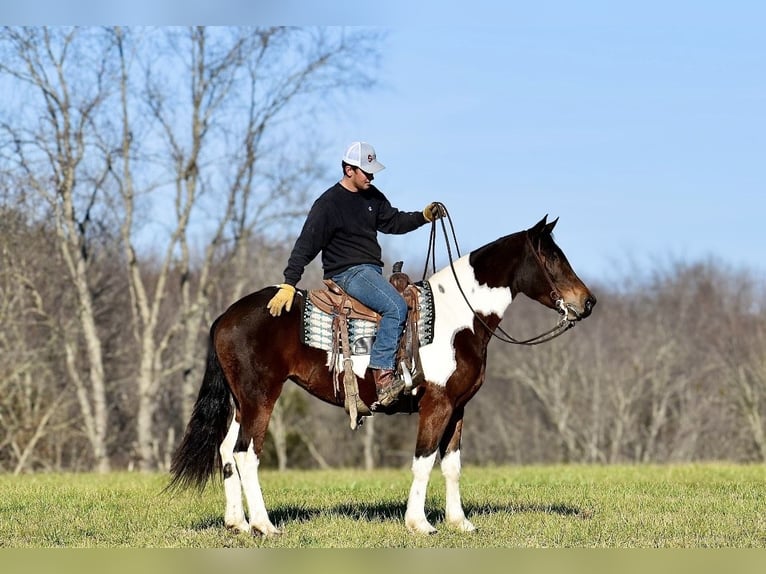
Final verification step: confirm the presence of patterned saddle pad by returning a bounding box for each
[300,280,435,355]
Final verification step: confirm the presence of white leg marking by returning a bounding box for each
[405,452,438,534]
[441,450,475,532]
[234,441,281,536]
[220,418,249,533]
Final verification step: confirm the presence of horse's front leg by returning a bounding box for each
[405,451,439,534]
[440,408,475,532]
[405,393,452,535]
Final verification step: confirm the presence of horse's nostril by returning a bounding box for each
[585,295,597,313]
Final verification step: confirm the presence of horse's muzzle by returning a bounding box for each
[562,294,596,321]
[577,294,597,319]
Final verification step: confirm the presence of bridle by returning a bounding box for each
[526,233,585,321]
[422,203,575,346]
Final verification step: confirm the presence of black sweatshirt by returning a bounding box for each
[283,183,428,286]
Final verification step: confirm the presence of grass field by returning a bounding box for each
[1,464,765,548]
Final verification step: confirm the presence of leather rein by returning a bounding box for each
[421,203,575,346]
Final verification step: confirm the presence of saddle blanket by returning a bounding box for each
[300,280,435,355]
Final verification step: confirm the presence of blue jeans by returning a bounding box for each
[332,264,408,371]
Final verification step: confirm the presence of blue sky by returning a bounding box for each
[325,6,766,283]
[6,2,766,283]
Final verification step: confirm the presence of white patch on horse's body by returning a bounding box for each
[419,255,513,386]
[326,352,370,378]
[319,254,512,385]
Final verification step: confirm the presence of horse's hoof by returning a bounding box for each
[251,524,282,537]
[225,521,250,534]
[451,518,476,532]
[406,518,437,535]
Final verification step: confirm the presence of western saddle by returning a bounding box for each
[306,262,424,428]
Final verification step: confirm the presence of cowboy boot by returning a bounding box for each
[372,369,406,407]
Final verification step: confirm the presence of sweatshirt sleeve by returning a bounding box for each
[283,198,334,286]
[374,190,428,234]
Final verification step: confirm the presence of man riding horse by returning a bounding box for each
[267,142,443,407]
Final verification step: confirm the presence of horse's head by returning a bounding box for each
[524,215,596,321]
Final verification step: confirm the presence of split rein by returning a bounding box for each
[421,203,575,346]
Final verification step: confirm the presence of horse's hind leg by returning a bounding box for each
[219,416,249,533]
[439,408,475,532]
[233,441,280,536]
[234,387,283,537]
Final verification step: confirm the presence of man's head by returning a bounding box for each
[341,141,384,191]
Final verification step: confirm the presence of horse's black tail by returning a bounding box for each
[167,326,232,491]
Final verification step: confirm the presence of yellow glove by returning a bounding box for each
[267,284,296,316]
[423,202,445,222]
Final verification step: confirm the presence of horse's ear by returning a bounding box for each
[543,217,559,235]
[529,215,548,237]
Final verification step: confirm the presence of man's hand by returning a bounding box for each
[423,202,445,222]
[267,284,296,316]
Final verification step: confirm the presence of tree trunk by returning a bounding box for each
[270,400,288,471]
[363,416,376,470]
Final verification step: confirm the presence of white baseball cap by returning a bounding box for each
[342,141,385,174]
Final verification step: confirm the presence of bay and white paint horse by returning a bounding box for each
[169,215,596,535]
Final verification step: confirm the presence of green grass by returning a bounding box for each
[1,464,765,547]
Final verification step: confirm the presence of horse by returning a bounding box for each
[168,215,596,535]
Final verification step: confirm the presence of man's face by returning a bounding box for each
[346,166,374,191]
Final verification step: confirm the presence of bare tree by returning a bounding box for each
[713,270,766,461]
[0,26,382,472]
[484,263,729,465]
[0,210,65,473]
[107,27,381,469]
[0,27,118,472]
